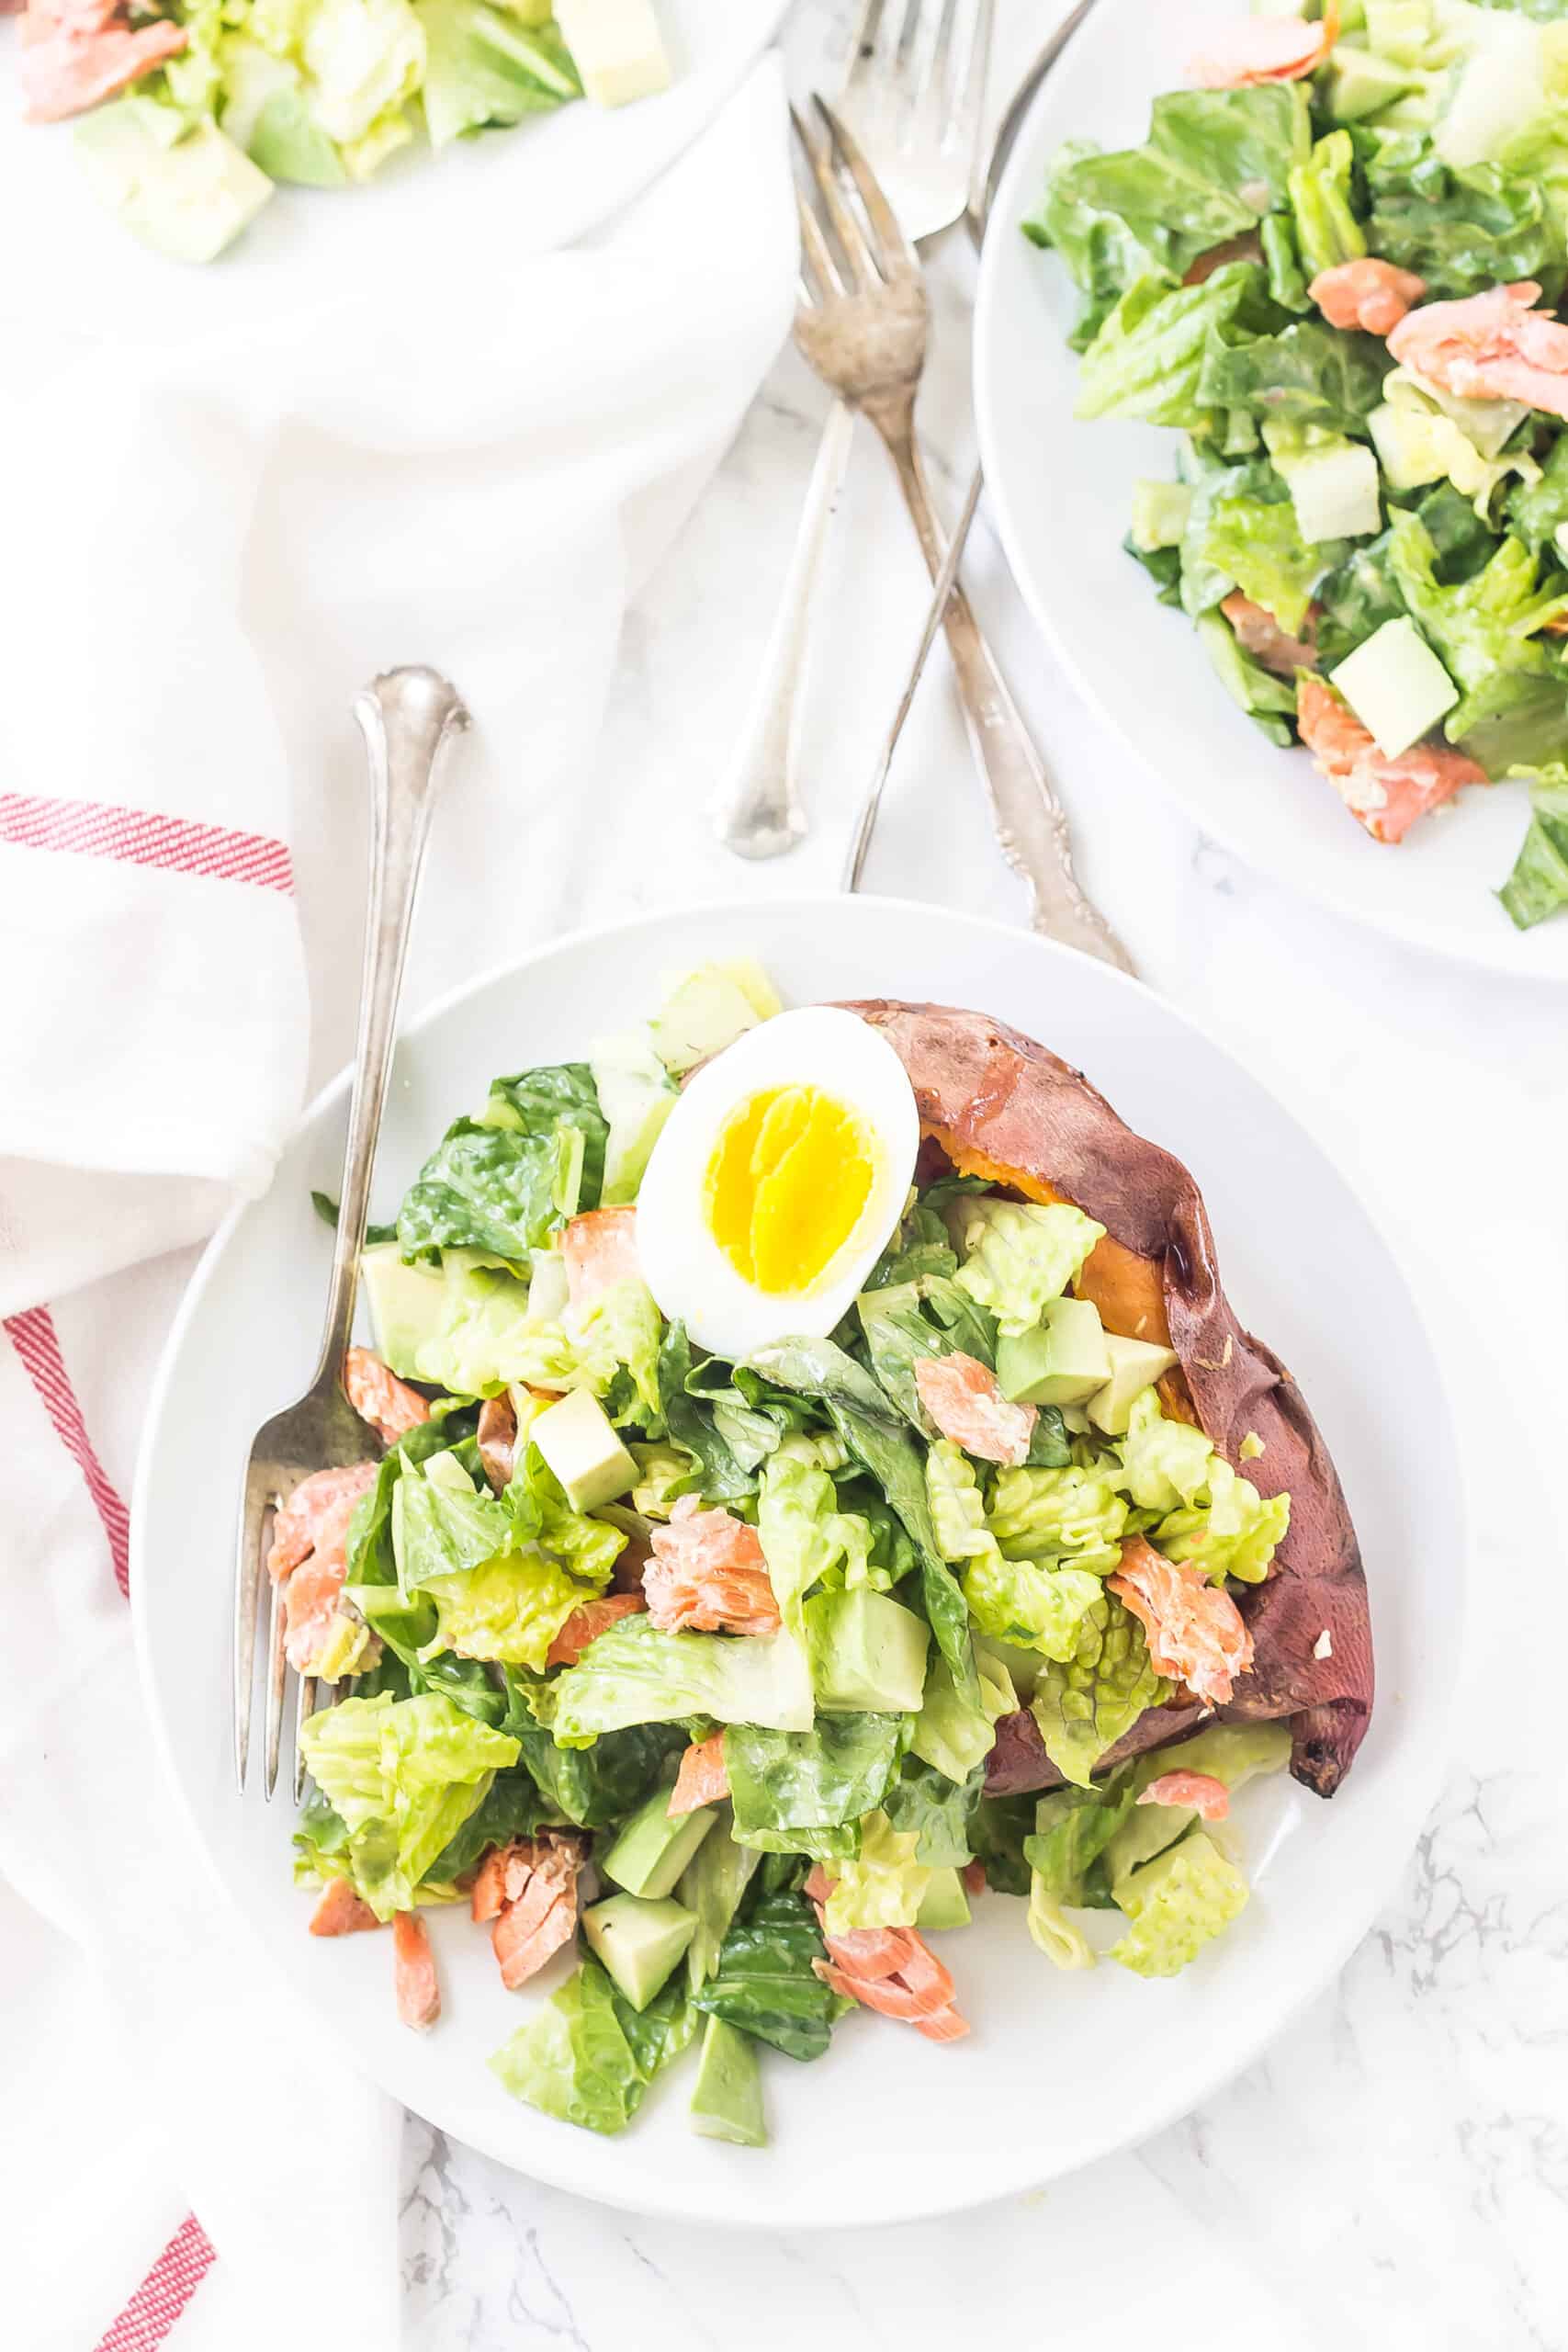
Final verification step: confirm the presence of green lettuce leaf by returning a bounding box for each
[1197,322,1386,436]
[504,1441,626,1585]
[1389,510,1564,738]
[1022,135,1170,351]
[722,1714,910,1857]
[1038,84,1308,281]
[881,1753,980,1868]
[689,1888,842,2061]
[1111,1388,1215,1513]
[420,1554,593,1669]
[1198,477,1345,637]
[1110,1831,1249,1977]
[546,1614,815,1742]
[418,0,579,145]
[820,1810,931,1935]
[949,1199,1106,1337]
[1287,128,1367,277]
[658,1324,757,1504]
[298,1690,521,1917]
[489,1958,689,2137]
[987,1460,1130,1571]
[756,1451,877,1635]
[499,1685,685,1826]
[1500,772,1568,926]
[968,1792,1034,1896]
[427,1765,561,1880]
[1100,1719,1292,1891]
[910,1646,1015,1784]
[1076,266,1265,430]
[1029,1596,1168,1788]
[1153,1454,1292,1585]
[750,1336,976,1704]
[1194,609,1299,746]
[392,1455,520,1592]
[1366,139,1562,298]
[398,1060,603,1265]
[1023,1769,1139,1968]
[1506,431,1568,554]
[962,1549,1108,1663]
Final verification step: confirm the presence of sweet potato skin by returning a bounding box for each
[840,1001,1373,1796]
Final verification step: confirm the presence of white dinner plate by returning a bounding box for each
[0,0,785,348]
[133,896,1462,2226]
[973,0,1568,981]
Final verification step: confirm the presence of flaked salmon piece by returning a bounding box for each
[476,1392,519,1495]
[1295,673,1486,844]
[668,1731,729,1816]
[644,1493,781,1635]
[1387,281,1568,418]
[309,1879,382,1937]
[1221,592,1319,677]
[810,1880,969,2035]
[266,1460,378,1675]
[392,1912,440,2031]
[266,1462,378,1582]
[546,1591,646,1667]
[915,1351,1037,1466]
[561,1206,640,1310]
[344,1346,430,1446]
[1188,0,1339,88]
[479,1833,585,1990]
[962,1860,987,1897]
[1183,232,1264,288]
[19,0,186,121]
[1110,1535,1255,1707]
[1311,257,1427,336]
[1139,1770,1231,1821]
[914,2004,971,2043]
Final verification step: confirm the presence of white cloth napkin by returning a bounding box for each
[0,62,794,2350]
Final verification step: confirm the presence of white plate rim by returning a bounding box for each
[972,0,1568,986]
[130,891,1468,2226]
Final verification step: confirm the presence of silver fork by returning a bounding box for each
[233,666,469,1799]
[792,97,1132,971]
[710,0,994,858]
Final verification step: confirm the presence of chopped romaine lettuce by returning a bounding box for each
[546,1614,815,1742]
[820,1812,931,1935]
[949,1199,1106,1337]
[1030,1594,1169,1788]
[490,1959,691,2135]
[1110,1831,1249,1977]
[723,1715,910,1858]
[298,1690,520,1917]
[689,1889,842,2062]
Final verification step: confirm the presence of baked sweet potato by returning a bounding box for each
[840,1001,1373,1799]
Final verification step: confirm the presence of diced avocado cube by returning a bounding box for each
[1283,443,1381,544]
[689,2016,767,2148]
[530,1389,637,1511]
[1130,480,1192,554]
[997,1296,1111,1407]
[361,1243,447,1377]
[75,101,273,264]
[802,1588,931,1714]
[555,0,671,105]
[1086,1333,1179,1437]
[423,1448,474,1496]
[1331,618,1458,758]
[601,1788,717,1900]
[649,961,780,1074]
[1325,46,1415,122]
[524,1248,570,1331]
[915,1868,972,1932]
[581,1893,695,2011]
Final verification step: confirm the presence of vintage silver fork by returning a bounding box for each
[233,666,469,1799]
[710,0,994,859]
[792,98,1133,970]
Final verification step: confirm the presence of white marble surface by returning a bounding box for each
[375,7,1568,2346]
[200,1,1561,2337]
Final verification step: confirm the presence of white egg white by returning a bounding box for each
[635,1005,920,1360]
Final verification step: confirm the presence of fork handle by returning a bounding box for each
[875,422,1135,975]
[312,668,470,1384]
[710,398,856,858]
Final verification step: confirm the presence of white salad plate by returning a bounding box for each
[133,896,1462,2227]
[0,0,785,348]
[973,0,1568,982]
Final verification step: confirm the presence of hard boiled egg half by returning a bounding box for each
[635,1006,919,1359]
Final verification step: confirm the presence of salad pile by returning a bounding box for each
[10,0,671,261]
[1029,0,1568,930]
[278,964,1300,2148]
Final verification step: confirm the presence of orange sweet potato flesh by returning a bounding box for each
[840,1001,1374,1798]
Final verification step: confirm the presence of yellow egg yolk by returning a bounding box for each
[704,1085,877,1294]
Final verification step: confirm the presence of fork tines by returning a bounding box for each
[792,100,919,302]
